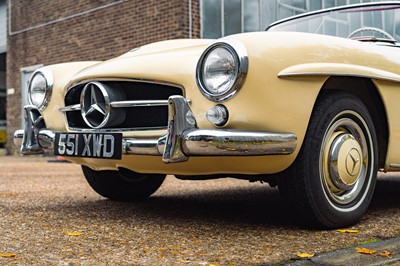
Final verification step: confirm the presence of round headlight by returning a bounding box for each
[202,47,237,94]
[28,68,53,110]
[197,40,248,102]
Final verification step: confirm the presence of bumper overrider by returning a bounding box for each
[14,96,297,163]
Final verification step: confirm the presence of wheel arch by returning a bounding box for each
[320,76,388,168]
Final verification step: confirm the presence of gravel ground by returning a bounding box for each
[0,156,400,265]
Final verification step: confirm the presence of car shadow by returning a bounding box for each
[369,174,400,210]
[47,182,300,229]
[148,185,294,226]
[44,174,400,229]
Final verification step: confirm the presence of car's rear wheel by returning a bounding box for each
[82,166,166,201]
[278,90,378,229]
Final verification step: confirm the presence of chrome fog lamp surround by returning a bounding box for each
[196,39,248,102]
[206,104,229,126]
[28,67,53,111]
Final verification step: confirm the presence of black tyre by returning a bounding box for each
[278,90,378,229]
[82,166,166,201]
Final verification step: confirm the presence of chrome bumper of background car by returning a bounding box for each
[14,96,297,164]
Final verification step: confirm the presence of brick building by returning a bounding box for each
[6,0,200,153]
[5,0,382,154]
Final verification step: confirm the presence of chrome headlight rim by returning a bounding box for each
[28,67,53,111]
[196,39,248,102]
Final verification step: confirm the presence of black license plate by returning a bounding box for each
[54,132,122,159]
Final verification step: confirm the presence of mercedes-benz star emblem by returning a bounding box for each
[345,148,361,176]
[81,82,110,128]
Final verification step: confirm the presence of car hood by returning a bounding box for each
[120,39,213,58]
[70,39,213,85]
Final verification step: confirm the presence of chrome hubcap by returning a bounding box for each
[320,112,369,205]
[329,133,363,191]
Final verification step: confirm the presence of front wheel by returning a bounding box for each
[278,90,378,229]
[82,166,166,201]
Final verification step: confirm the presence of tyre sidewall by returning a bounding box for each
[305,92,377,227]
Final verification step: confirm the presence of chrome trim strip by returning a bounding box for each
[277,63,400,83]
[279,71,400,83]
[62,99,192,112]
[67,126,167,133]
[389,163,400,168]
[110,100,169,108]
[59,104,81,112]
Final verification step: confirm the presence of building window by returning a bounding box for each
[201,0,276,38]
[0,0,7,54]
[201,0,387,38]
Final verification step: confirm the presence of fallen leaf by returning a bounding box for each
[144,247,151,255]
[66,231,82,236]
[0,253,15,258]
[359,239,379,245]
[296,253,315,259]
[337,229,359,233]
[378,250,393,258]
[356,247,376,255]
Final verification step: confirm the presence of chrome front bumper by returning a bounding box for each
[14,96,297,163]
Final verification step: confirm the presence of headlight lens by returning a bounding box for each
[28,68,53,110]
[202,47,237,94]
[30,73,46,106]
[197,40,248,102]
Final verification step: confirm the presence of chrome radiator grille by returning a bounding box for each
[61,80,183,131]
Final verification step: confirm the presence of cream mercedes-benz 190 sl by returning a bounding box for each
[14,2,400,228]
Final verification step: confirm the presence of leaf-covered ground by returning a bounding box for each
[0,156,400,265]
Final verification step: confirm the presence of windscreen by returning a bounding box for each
[268,4,400,42]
